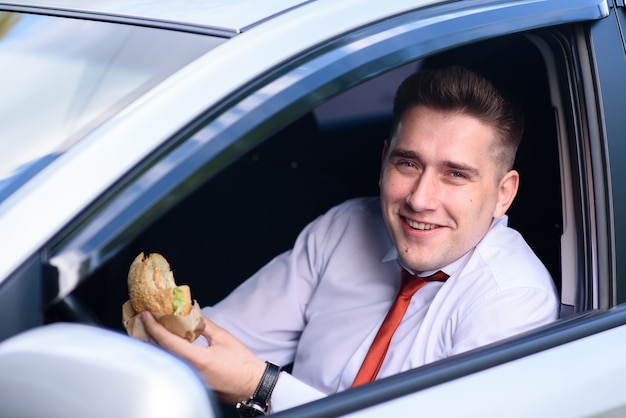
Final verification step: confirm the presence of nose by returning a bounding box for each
[405,170,437,211]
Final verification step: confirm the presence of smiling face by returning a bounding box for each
[379,105,519,274]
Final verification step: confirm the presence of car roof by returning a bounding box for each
[0,0,327,33]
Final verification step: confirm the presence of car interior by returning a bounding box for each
[64,32,565,334]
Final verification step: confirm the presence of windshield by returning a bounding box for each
[0,11,224,202]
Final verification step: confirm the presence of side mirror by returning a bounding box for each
[0,323,220,418]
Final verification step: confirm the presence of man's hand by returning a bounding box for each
[141,311,267,405]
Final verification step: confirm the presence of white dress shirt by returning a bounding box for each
[201,197,559,412]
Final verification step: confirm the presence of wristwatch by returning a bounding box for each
[236,361,282,417]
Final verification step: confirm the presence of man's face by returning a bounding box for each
[379,105,518,274]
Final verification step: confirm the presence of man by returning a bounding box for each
[142,66,559,414]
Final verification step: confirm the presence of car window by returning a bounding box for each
[43,0,608,324]
[0,11,224,203]
[103,33,565,305]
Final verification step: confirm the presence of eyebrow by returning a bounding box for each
[390,149,416,159]
[389,148,481,177]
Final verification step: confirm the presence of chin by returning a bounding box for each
[398,256,430,273]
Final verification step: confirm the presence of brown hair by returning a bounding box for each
[390,65,524,175]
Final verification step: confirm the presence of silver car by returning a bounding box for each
[0,0,625,416]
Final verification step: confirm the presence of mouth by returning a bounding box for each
[405,218,440,231]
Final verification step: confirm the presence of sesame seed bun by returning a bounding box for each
[127,252,192,315]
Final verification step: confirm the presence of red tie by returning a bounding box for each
[351,269,448,387]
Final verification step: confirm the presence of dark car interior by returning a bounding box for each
[64,33,563,340]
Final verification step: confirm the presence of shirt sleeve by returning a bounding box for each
[201,234,320,365]
[270,372,326,412]
[450,286,559,355]
[201,206,341,409]
[201,198,388,411]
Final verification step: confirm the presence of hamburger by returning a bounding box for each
[127,252,192,316]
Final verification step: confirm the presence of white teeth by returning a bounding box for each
[407,219,438,230]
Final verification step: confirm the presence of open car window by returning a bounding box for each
[44,0,603,343]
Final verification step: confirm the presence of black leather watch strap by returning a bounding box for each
[236,361,282,417]
[252,361,281,406]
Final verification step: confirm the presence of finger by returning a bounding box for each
[140,311,189,352]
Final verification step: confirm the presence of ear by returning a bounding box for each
[493,169,519,218]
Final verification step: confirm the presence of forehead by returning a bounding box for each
[393,106,497,152]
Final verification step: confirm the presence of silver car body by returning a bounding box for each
[0,0,625,417]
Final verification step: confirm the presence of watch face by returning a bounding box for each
[236,407,266,417]
[236,402,267,417]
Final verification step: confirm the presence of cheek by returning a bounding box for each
[379,170,398,198]
[381,179,410,207]
[381,167,414,191]
[446,188,490,218]
[458,189,499,222]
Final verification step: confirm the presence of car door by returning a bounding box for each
[28,0,626,415]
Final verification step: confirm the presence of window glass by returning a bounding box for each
[0,11,224,202]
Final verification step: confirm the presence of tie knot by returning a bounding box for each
[399,269,448,297]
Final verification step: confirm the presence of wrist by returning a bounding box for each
[236,361,282,417]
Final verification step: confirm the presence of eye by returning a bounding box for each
[395,160,418,173]
[448,171,469,180]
